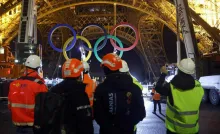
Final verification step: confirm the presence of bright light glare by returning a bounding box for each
[79,46,83,51]
[15,59,19,63]
[0,46,4,54]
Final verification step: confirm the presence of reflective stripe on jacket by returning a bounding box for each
[166,80,204,133]
[83,73,96,107]
[8,72,48,126]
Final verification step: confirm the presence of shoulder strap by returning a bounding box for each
[19,76,44,85]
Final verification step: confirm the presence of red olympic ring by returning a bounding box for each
[110,22,139,51]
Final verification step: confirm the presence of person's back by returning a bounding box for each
[9,73,47,125]
[94,53,146,134]
[152,88,161,100]
[8,55,48,134]
[46,58,94,134]
[50,78,94,134]
[155,58,204,134]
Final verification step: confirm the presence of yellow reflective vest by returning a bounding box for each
[132,76,143,90]
[166,80,204,134]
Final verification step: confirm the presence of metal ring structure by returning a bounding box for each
[80,23,108,52]
[110,22,139,51]
[63,36,92,62]
[48,24,77,52]
[94,35,124,62]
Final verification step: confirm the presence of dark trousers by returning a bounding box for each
[167,129,198,134]
[16,126,34,134]
[153,100,161,112]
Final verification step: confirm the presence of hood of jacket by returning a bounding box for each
[170,71,195,90]
[104,72,133,91]
[50,79,86,94]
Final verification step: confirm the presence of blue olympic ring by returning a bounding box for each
[79,23,108,52]
[94,35,124,62]
[48,24,77,52]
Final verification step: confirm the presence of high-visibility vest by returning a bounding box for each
[8,72,48,126]
[83,74,96,107]
[131,76,143,90]
[166,80,204,134]
[152,89,161,100]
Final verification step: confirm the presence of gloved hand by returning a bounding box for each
[82,61,90,73]
[160,66,168,74]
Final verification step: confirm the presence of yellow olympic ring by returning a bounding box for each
[63,36,92,62]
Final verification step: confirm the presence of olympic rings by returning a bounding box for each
[94,35,124,62]
[110,22,139,51]
[48,22,138,62]
[63,36,92,62]
[80,23,108,52]
[48,24,77,52]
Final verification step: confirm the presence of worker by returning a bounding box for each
[83,71,97,107]
[50,58,94,134]
[8,55,48,134]
[155,58,204,134]
[151,83,161,114]
[119,60,143,90]
[94,53,146,134]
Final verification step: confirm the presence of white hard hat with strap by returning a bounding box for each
[177,58,195,75]
[25,55,42,69]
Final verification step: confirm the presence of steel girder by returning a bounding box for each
[1,0,216,54]
[138,15,167,79]
[0,0,219,79]
[0,0,21,16]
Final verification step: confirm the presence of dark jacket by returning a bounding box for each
[94,73,146,134]
[155,71,195,106]
[50,79,94,134]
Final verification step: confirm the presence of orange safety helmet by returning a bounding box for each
[62,58,84,78]
[101,53,123,71]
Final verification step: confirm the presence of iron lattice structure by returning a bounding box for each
[0,0,220,79]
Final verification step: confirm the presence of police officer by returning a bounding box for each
[155,58,204,134]
[8,55,48,134]
[50,58,94,134]
[94,53,146,134]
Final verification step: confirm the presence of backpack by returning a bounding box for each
[34,92,66,134]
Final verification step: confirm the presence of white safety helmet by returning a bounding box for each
[25,55,42,69]
[177,58,195,75]
[119,60,129,73]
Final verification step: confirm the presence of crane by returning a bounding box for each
[17,0,38,64]
[174,0,200,78]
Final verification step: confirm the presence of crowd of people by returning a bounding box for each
[7,53,204,134]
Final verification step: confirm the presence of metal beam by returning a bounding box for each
[1,0,217,55]
[0,0,22,16]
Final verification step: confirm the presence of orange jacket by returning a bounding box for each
[83,73,97,107]
[8,71,48,126]
[152,89,161,100]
